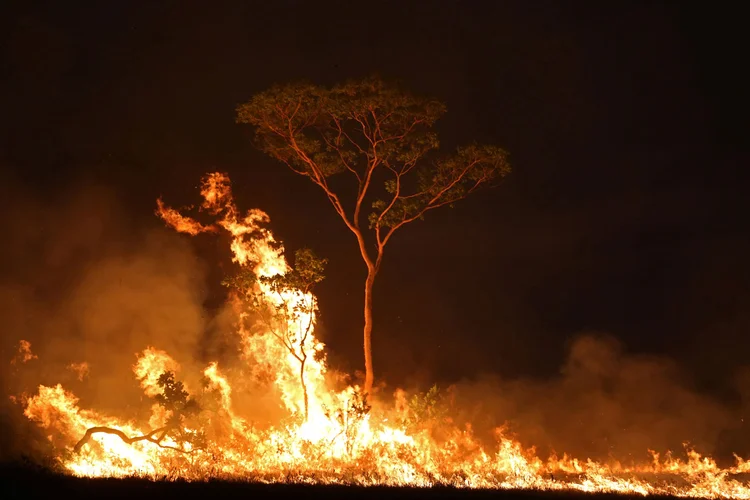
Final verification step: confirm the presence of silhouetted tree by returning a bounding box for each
[74,371,205,454]
[237,76,511,395]
[223,248,327,421]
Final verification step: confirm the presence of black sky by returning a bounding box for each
[1,1,748,395]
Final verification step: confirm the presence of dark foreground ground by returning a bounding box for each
[0,462,679,500]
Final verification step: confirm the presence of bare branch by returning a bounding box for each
[375,172,403,248]
[333,116,368,156]
[319,123,361,182]
[353,157,379,229]
[73,425,195,455]
[352,112,375,147]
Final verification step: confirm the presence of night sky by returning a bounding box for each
[1,1,747,397]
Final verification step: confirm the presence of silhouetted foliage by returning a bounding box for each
[237,77,511,395]
[74,371,205,454]
[223,248,327,421]
[323,388,372,455]
[404,385,449,431]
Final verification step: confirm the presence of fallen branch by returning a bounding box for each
[73,425,192,454]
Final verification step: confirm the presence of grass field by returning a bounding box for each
[1,462,680,500]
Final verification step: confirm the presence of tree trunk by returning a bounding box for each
[300,353,309,421]
[363,270,376,396]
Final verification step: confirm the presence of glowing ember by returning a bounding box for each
[12,339,38,365]
[67,362,89,381]
[17,173,750,498]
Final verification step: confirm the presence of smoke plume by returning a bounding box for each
[1,173,748,470]
[448,332,743,464]
[0,175,213,461]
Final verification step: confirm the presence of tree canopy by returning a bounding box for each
[236,77,510,260]
[237,76,511,394]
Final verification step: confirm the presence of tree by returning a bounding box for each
[74,371,205,454]
[223,248,326,421]
[236,76,511,396]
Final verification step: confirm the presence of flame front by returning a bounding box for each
[18,173,750,497]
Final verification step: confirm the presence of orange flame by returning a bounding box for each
[12,339,38,365]
[133,347,181,397]
[18,173,750,498]
[155,198,216,236]
[67,362,89,381]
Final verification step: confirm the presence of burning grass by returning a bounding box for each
[0,461,695,500]
[8,173,750,499]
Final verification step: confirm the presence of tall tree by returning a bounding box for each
[236,77,510,396]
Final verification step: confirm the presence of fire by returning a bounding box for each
[133,347,181,397]
[12,339,38,365]
[154,198,216,236]
[67,362,89,381]
[16,172,750,497]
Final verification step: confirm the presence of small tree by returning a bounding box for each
[223,248,327,421]
[237,76,511,396]
[323,389,371,456]
[403,384,449,431]
[74,371,205,454]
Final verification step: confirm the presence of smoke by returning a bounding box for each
[448,332,742,464]
[0,174,217,461]
[1,173,747,469]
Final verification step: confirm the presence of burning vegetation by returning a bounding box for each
[7,172,750,498]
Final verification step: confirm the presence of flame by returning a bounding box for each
[67,362,89,381]
[155,198,216,236]
[12,339,38,365]
[133,347,181,397]
[18,172,750,497]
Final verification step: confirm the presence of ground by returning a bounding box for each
[0,462,679,500]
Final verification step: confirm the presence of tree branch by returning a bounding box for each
[353,157,379,229]
[334,116,368,156]
[73,425,195,455]
[282,132,377,269]
[375,170,403,248]
[319,122,361,182]
[380,160,490,247]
